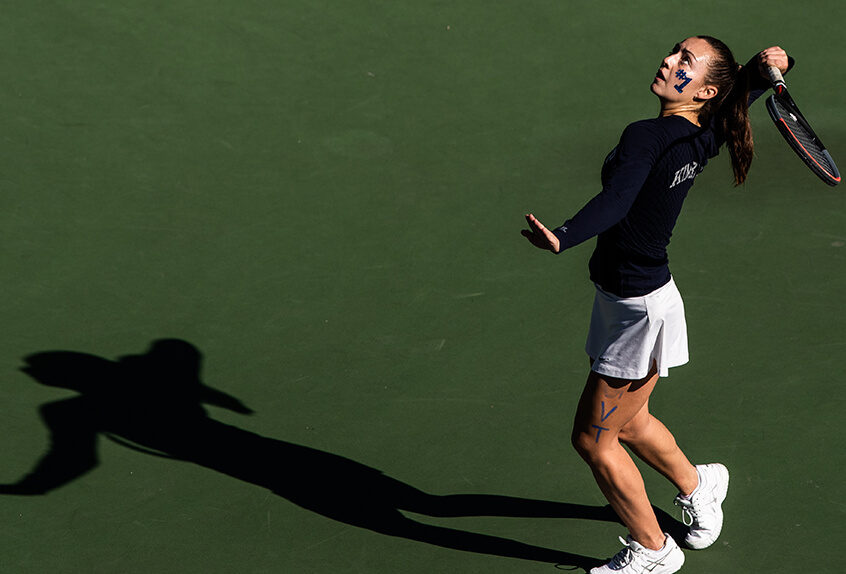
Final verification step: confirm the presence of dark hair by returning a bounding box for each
[696,36,753,185]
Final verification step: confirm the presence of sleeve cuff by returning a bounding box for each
[552,226,569,253]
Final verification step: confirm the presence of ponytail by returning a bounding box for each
[720,66,753,185]
[697,36,754,185]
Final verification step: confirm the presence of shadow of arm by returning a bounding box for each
[200,385,253,415]
[0,398,99,495]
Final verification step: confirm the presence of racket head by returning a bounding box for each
[765,93,841,186]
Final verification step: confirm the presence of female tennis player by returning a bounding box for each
[522,37,790,573]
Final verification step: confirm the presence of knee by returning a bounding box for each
[570,428,589,458]
[571,427,608,464]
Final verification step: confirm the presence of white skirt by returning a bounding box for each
[586,277,689,380]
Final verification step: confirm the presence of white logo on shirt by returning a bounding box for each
[669,161,701,188]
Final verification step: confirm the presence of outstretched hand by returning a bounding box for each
[522,214,561,253]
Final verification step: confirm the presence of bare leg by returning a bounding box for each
[618,404,698,496]
[571,365,666,550]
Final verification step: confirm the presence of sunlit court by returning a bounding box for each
[1,2,844,573]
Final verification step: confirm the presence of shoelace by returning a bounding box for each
[607,537,635,569]
[607,537,659,571]
[674,496,695,526]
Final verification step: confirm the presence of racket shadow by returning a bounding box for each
[2,339,685,571]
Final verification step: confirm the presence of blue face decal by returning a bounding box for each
[674,70,692,93]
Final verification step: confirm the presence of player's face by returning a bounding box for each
[651,37,716,103]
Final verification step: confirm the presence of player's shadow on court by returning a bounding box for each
[1,339,685,571]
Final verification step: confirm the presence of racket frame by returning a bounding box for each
[764,66,840,186]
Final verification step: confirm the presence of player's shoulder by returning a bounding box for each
[616,118,673,154]
[623,116,697,137]
[619,116,702,150]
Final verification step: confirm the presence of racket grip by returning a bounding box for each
[767,65,786,87]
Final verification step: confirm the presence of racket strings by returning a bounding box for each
[772,98,837,175]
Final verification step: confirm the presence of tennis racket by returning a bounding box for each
[765,66,840,186]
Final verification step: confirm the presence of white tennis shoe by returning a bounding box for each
[674,463,729,550]
[590,534,684,574]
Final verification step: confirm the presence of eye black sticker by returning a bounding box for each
[674,70,692,93]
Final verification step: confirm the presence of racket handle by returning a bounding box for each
[767,65,786,88]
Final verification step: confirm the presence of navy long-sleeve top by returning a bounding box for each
[552,57,792,297]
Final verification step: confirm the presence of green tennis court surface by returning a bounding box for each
[1,1,844,572]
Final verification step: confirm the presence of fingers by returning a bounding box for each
[523,231,555,251]
[758,46,789,73]
[522,213,561,253]
[524,213,551,239]
[525,213,544,231]
[523,213,547,248]
[521,228,546,249]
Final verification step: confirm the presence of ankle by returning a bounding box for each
[679,465,699,497]
[634,533,667,552]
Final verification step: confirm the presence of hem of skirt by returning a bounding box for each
[590,357,689,380]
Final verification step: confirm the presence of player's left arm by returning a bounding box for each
[522,213,561,253]
[746,47,793,105]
